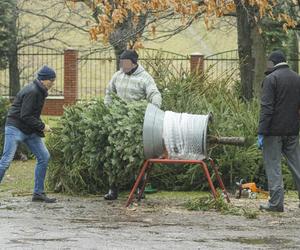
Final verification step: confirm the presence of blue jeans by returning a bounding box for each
[0,126,50,194]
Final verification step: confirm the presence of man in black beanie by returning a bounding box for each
[104,49,162,200]
[258,50,300,212]
[104,49,161,107]
[0,65,57,203]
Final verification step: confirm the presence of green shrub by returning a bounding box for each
[102,98,146,187]
[46,100,108,194]
[46,68,295,193]
[46,97,147,194]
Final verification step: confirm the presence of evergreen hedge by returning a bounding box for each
[45,71,295,194]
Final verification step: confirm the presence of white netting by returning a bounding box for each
[163,111,209,160]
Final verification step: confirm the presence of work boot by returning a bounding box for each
[104,185,118,200]
[259,203,283,212]
[32,193,56,203]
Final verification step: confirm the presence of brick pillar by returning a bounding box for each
[42,49,78,116]
[190,53,204,76]
[64,48,78,107]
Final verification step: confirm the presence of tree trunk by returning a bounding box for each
[234,0,255,101]
[8,44,19,97]
[108,12,148,71]
[91,2,148,71]
[287,30,299,73]
[8,0,20,97]
[251,26,267,97]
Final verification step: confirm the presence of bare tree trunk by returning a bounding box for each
[251,26,267,98]
[109,13,148,71]
[8,0,20,97]
[8,44,20,97]
[87,0,148,71]
[287,30,299,73]
[234,0,255,100]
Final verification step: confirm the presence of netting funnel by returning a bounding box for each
[143,103,211,160]
[143,103,165,159]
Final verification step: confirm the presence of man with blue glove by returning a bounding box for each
[258,50,300,212]
[257,134,264,150]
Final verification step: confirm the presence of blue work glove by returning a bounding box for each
[257,134,264,150]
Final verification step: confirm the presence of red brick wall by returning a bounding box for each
[42,49,78,116]
[190,53,204,76]
[43,99,65,116]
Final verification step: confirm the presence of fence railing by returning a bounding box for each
[77,48,190,99]
[0,46,64,96]
[204,50,300,82]
[3,46,299,115]
[78,49,115,100]
[204,49,240,82]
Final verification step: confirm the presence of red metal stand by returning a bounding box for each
[126,158,230,207]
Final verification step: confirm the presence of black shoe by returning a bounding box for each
[259,203,283,212]
[32,193,56,203]
[104,188,118,200]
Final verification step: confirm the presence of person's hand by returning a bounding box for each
[257,134,264,150]
[43,124,52,133]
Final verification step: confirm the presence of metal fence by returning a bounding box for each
[4,47,298,100]
[77,48,190,99]
[204,49,240,82]
[78,49,115,100]
[204,49,300,83]
[0,46,64,96]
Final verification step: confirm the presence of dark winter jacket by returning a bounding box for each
[258,63,300,136]
[6,79,48,137]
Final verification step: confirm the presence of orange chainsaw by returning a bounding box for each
[235,179,269,199]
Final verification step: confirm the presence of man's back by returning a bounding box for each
[259,65,300,136]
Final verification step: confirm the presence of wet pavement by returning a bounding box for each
[0,194,300,249]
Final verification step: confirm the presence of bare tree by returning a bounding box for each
[4,0,93,96]
[70,0,300,100]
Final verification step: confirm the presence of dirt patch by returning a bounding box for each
[0,192,300,249]
[1,159,299,249]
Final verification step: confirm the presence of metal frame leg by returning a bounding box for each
[126,158,230,207]
[137,167,151,201]
[199,161,217,199]
[209,158,230,203]
[126,160,150,207]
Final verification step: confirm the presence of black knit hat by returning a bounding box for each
[268,50,286,65]
[120,50,139,64]
[37,65,56,80]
